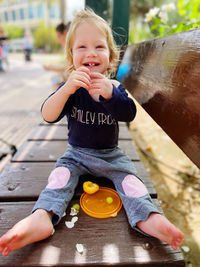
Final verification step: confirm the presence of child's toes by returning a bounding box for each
[172,239,182,250]
[0,237,7,252]
[172,244,178,250]
[2,247,10,256]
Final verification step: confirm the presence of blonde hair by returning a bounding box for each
[65,9,119,77]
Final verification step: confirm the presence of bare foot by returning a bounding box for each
[0,209,53,256]
[137,213,184,250]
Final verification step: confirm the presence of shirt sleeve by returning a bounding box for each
[41,83,72,123]
[99,84,137,122]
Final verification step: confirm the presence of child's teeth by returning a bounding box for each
[89,63,95,66]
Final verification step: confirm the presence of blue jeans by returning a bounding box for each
[33,144,160,235]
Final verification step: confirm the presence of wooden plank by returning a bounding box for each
[119,124,132,139]
[11,140,140,162]
[0,200,185,266]
[27,124,132,141]
[118,29,200,168]
[0,161,157,202]
[11,140,67,163]
[27,125,68,141]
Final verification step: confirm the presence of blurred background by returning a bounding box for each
[0,0,84,54]
[1,0,199,53]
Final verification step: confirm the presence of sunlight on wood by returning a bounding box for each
[133,246,151,262]
[103,244,119,263]
[46,127,57,140]
[32,127,45,140]
[17,142,34,161]
[39,245,61,265]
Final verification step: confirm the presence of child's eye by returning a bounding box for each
[96,45,104,49]
[78,45,86,49]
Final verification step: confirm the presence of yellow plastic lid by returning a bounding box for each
[80,187,122,218]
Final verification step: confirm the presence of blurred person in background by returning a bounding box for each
[23,31,33,62]
[0,27,8,72]
[43,22,71,90]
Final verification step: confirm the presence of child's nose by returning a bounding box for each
[87,48,97,57]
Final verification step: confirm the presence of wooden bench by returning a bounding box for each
[0,119,185,266]
[118,28,200,170]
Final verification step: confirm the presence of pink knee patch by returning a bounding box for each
[122,175,148,197]
[46,167,70,189]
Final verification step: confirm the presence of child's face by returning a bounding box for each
[72,22,110,74]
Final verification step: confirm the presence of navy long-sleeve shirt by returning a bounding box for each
[42,83,136,149]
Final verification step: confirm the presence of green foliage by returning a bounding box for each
[144,0,200,38]
[33,21,60,52]
[128,0,169,43]
[178,0,200,20]
[2,24,23,39]
[128,20,154,44]
[130,0,166,17]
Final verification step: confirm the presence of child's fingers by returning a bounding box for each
[76,73,91,86]
[79,69,91,82]
[90,82,102,90]
[77,81,91,90]
[88,88,101,95]
[78,66,91,75]
[90,72,104,79]
[70,70,91,88]
[67,72,91,91]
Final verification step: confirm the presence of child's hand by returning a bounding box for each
[88,72,113,99]
[64,66,91,94]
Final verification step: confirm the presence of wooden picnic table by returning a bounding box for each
[0,120,185,266]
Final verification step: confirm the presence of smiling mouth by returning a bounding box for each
[83,63,100,67]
